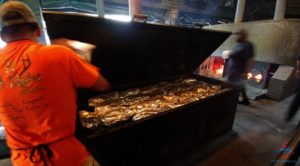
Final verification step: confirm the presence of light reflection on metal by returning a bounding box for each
[104,14,132,22]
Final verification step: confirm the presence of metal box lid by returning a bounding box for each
[43,12,231,87]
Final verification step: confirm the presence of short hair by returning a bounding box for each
[1,22,38,35]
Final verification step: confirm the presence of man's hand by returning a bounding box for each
[51,38,96,62]
[91,75,111,92]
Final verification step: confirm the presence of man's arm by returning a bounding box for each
[91,75,111,92]
[55,39,111,92]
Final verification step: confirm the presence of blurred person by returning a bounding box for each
[286,55,300,122]
[0,1,110,166]
[226,29,254,105]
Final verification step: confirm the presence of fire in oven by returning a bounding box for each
[199,56,279,99]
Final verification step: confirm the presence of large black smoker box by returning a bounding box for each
[43,12,240,166]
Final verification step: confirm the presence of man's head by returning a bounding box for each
[0,1,40,42]
[236,29,248,42]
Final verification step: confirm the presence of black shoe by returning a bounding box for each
[239,100,250,105]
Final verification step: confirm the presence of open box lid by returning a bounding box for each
[43,12,231,87]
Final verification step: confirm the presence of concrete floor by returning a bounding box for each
[170,96,300,166]
[1,96,300,166]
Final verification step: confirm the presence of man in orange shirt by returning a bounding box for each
[0,1,110,166]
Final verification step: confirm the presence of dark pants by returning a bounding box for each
[240,87,249,102]
[227,72,249,102]
[287,80,300,120]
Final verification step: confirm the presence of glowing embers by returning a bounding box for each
[200,56,225,78]
[247,69,263,83]
[80,78,230,128]
[214,64,224,77]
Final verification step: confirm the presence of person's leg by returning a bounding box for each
[235,77,250,105]
[240,86,250,105]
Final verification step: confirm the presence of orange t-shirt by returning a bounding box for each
[0,40,100,166]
